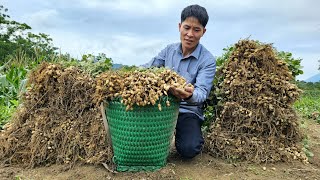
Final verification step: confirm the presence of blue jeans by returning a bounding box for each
[175,113,204,159]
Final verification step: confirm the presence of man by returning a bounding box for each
[143,4,216,159]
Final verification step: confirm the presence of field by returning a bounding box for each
[1,40,320,180]
[0,85,319,180]
[294,90,320,124]
[0,121,319,180]
[1,5,319,179]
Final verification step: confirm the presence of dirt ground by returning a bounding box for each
[1,120,319,180]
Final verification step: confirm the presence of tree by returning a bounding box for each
[0,5,57,64]
[79,53,113,76]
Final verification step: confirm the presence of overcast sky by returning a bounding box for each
[3,0,320,80]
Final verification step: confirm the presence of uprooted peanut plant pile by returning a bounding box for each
[0,63,112,168]
[205,40,308,163]
[0,63,186,168]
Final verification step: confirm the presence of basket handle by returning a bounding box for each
[100,102,113,149]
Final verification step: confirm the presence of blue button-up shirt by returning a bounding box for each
[143,43,216,120]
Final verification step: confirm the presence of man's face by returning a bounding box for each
[179,17,206,51]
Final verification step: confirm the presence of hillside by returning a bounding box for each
[112,63,123,69]
[306,73,320,82]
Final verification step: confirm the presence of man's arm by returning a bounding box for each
[184,59,216,104]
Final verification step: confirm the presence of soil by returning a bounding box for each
[1,120,319,180]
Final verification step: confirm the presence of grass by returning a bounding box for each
[294,90,320,124]
[293,89,319,160]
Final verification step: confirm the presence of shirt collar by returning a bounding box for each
[176,43,202,60]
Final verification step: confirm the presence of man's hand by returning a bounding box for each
[169,84,194,100]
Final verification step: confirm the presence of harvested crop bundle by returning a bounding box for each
[94,68,189,111]
[0,62,112,168]
[205,39,307,163]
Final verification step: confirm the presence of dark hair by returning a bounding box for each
[181,4,209,27]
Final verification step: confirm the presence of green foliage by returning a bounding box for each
[0,50,114,129]
[61,53,113,76]
[213,46,234,86]
[0,61,27,129]
[302,136,314,158]
[0,103,17,129]
[216,46,234,68]
[0,5,57,65]
[276,51,303,78]
[0,5,114,129]
[294,81,320,124]
[81,53,113,76]
[119,65,138,72]
[296,81,320,91]
[294,89,320,124]
[0,65,27,105]
[203,46,234,123]
[202,104,215,130]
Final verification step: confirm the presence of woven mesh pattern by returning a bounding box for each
[105,96,179,172]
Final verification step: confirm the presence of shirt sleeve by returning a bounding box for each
[141,46,167,68]
[185,57,216,104]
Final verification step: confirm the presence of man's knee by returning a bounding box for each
[176,141,203,159]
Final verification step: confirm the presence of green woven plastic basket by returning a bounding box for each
[105,96,179,172]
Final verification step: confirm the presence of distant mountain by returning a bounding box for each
[112,63,123,69]
[305,73,320,82]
